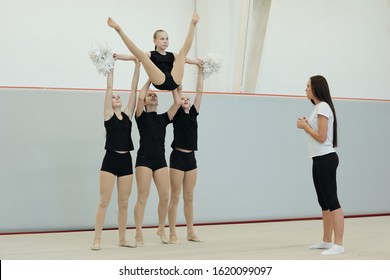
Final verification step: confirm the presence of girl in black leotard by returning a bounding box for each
[168,64,204,244]
[133,79,181,245]
[92,60,140,250]
[108,13,202,91]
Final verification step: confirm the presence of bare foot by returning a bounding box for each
[119,240,137,248]
[135,232,144,246]
[107,17,121,32]
[170,234,179,244]
[91,239,101,250]
[156,230,169,244]
[135,239,144,247]
[187,232,200,242]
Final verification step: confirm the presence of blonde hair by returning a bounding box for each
[153,29,167,50]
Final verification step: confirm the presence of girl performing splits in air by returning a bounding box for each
[107,13,202,91]
[91,60,140,250]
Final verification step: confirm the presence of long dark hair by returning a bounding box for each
[310,75,338,147]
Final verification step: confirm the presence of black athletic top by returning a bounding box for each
[136,111,171,157]
[150,51,175,74]
[104,112,134,151]
[171,106,198,151]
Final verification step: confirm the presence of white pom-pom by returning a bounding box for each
[202,52,222,79]
[89,43,115,76]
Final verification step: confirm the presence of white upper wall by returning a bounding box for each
[196,0,251,93]
[257,0,390,99]
[0,0,197,90]
[1,0,389,99]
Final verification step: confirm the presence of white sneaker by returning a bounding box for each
[308,241,333,249]
[321,244,345,255]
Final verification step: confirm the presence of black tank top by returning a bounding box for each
[104,112,134,151]
[171,106,198,150]
[150,51,174,74]
[136,111,171,157]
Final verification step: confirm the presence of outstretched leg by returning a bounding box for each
[171,12,199,86]
[107,17,165,85]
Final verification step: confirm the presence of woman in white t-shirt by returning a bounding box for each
[297,75,345,255]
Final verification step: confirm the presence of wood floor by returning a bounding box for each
[1,215,389,260]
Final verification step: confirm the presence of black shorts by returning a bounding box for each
[135,155,167,171]
[169,149,197,171]
[152,73,179,91]
[101,150,133,177]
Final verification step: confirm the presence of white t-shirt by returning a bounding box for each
[307,101,335,157]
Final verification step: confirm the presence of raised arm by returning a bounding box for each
[136,79,152,118]
[124,59,141,118]
[167,87,182,120]
[193,64,204,112]
[104,70,114,121]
